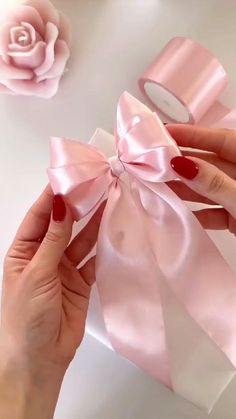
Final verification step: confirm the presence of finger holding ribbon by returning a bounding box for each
[48,92,236,412]
[167,124,236,233]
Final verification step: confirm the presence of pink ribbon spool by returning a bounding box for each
[139,37,229,124]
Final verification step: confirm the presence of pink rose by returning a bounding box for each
[0,0,71,98]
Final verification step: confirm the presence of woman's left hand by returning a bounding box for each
[0,187,104,419]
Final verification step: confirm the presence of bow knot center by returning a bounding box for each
[109,156,125,177]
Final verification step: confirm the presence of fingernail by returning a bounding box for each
[171,156,199,180]
[53,194,66,222]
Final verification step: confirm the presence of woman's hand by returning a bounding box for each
[0,187,104,419]
[168,125,236,234]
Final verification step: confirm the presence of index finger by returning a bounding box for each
[167,124,236,163]
[14,185,53,243]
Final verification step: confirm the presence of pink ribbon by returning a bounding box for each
[48,92,236,395]
[139,37,236,128]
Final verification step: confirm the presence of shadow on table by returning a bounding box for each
[88,371,203,419]
[56,333,236,419]
[56,334,205,419]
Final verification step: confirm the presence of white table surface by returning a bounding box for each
[1,0,236,417]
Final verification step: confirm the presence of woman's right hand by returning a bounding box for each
[167,125,236,234]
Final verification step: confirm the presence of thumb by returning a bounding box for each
[171,156,236,218]
[34,194,73,268]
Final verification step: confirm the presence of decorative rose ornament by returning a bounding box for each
[0,0,71,98]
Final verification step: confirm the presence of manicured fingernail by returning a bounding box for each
[171,156,199,180]
[53,194,66,222]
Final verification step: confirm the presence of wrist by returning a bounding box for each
[0,342,66,419]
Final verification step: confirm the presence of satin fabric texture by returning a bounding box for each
[139,37,236,128]
[48,92,236,411]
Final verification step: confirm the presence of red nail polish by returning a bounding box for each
[53,194,66,222]
[171,156,199,180]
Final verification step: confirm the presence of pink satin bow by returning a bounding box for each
[48,92,236,389]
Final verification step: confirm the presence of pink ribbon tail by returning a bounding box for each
[49,92,236,412]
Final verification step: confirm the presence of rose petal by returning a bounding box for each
[8,42,34,53]
[2,5,45,37]
[4,75,61,98]
[22,22,37,44]
[37,39,69,82]
[8,24,42,52]
[10,26,25,44]
[0,56,33,81]
[25,0,60,26]
[9,41,46,70]
[0,22,15,63]
[58,11,71,45]
[0,82,13,94]
[40,76,61,98]
[35,22,58,76]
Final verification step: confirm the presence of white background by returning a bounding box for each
[1,0,236,418]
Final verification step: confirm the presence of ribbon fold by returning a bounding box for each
[48,92,236,412]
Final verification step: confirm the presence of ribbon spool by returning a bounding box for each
[139,37,230,125]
